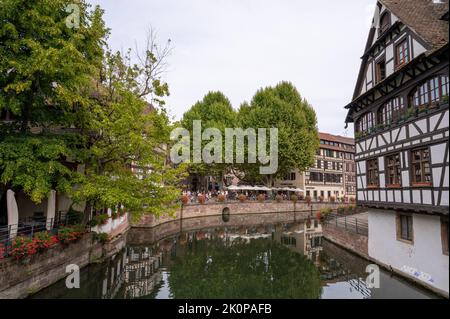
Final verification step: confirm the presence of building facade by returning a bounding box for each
[344,0,449,296]
[304,133,356,201]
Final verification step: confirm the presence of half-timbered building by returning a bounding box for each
[344,0,449,296]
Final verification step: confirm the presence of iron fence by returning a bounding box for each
[0,213,84,258]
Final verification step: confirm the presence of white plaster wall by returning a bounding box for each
[368,210,449,294]
[412,38,427,58]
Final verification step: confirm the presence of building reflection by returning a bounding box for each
[98,246,164,299]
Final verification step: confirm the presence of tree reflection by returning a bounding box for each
[168,237,322,299]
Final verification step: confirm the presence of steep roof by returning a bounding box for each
[380,0,448,52]
[319,132,354,145]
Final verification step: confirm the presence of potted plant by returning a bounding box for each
[197,194,205,204]
[257,194,265,202]
[305,195,312,205]
[181,195,189,204]
[318,195,324,203]
[94,232,110,244]
[217,194,226,202]
[96,213,109,225]
[290,194,298,203]
[329,196,336,203]
[275,194,283,203]
[238,194,247,202]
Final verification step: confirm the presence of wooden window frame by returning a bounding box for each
[378,97,404,125]
[411,75,450,108]
[396,213,414,244]
[375,57,386,84]
[367,158,379,188]
[410,148,432,187]
[441,217,449,256]
[385,153,402,187]
[395,39,409,70]
[379,11,391,36]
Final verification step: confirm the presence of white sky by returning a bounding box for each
[89,0,377,137]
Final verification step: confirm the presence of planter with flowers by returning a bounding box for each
[305,195,312,205]
[217,194,225,202]
[181,195,189,205]
[257,194,265,202]
[275,194,283,203]
[238,194,247,202]
[290,194,298,203]
[57,224,85,245]
[197,194,205,204]
[9,232,59,261]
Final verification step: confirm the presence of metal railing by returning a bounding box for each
[0,213,84,258]
[324,212,368,236]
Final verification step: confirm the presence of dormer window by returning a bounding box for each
[379,11,391,35]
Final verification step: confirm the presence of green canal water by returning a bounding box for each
[30,216,437,299]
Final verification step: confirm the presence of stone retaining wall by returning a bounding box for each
[0,232,127,299]
[322,224,369,259]
[135,201,342,228]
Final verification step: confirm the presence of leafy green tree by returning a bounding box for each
[0,1,186,220]
[180,91,237,190]
[236,81,319,185]
[0,0,107,202]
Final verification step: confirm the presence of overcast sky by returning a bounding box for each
[89,0,377,137]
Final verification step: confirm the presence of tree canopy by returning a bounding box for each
[179,82,319,186]
[0,0,185,219]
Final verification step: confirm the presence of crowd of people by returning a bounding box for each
[181,190,293,203]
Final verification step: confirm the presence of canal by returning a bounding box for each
[30,214,437,299]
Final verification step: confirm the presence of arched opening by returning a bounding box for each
[222,207,230,222]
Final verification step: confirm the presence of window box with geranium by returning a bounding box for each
[57,224,85,244]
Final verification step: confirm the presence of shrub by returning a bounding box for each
[348,205,354,212]
[88,218,98,227]
[238,194,247,202]
[94,213,109,225]
[118,207,126,216]
[94,232,110,244]
[330,196,336,203]
[275,194,283,203]
[197,194,205,204]
[217,194,226,202]
[305,195,312,205]
[33,231,58,253]
[57,224,85,244]
[66,206,83,225]
[257,194,265,202]
[318,196,324,203]
[337,206,345,214]
[318,207,332,221]
[181,195,189,204]
[10,237,34,260]
[290,194,298,203]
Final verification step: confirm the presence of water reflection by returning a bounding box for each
[31,217,436,299]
